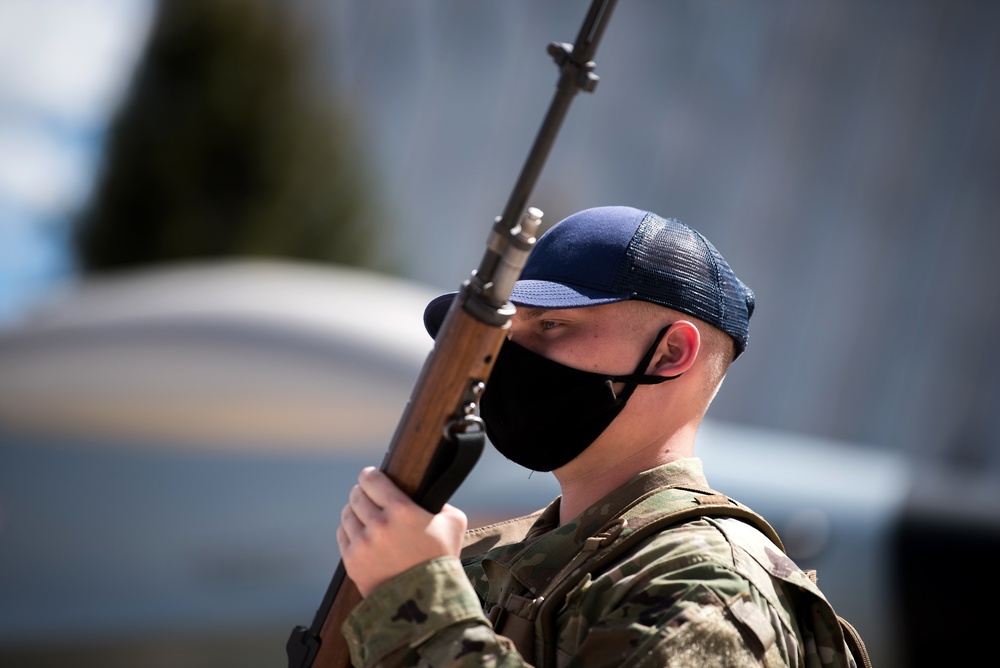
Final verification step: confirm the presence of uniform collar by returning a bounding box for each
[479,458,711,599]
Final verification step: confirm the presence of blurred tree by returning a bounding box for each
[75,0,382,271]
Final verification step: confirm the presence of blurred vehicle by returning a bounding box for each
[0,261,995,667]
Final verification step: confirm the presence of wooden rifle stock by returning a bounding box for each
[297,301,517,668]
[287,2,618,666]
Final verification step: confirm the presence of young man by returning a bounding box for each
[337,206,860,667]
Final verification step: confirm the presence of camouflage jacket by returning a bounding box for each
[342,458,855,667]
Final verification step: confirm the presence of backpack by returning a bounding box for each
[466,485,872,667]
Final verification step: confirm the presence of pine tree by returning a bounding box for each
[75,0,381,271]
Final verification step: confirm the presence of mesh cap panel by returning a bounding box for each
[613,213,753,354]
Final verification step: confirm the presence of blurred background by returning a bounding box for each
[1,0,998,666]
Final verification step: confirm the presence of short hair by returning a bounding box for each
[620,300,734,404]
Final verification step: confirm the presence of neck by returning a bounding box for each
[553,422,698,524]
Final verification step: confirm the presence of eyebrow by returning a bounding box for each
[516,308,550,321]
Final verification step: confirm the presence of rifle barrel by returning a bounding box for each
[287,3,617,666]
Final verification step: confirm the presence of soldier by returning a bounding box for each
[337,206,863,667]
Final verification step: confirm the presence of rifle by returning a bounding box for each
[287,2,618,666]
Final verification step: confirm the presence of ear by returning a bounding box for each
[649,321,700,377]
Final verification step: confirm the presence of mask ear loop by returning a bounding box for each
[609,324,683,404]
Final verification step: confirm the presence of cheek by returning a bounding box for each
[566,339,634,374]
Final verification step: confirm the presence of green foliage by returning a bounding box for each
[75,0,381,272]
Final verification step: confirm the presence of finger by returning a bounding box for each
[340,502,366,541]
[356,467,409,509]
[440,502,468,522]
[336,524,349,551]
[348,483,386,527]
[439,503,469,533]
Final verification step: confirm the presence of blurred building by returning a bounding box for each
[1,2,998,666]
[310,0,1000,472]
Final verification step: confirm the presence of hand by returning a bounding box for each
[337,466,468,596]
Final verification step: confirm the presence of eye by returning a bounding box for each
[540,320,560,331]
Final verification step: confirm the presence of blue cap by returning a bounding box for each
[424,206,755,357]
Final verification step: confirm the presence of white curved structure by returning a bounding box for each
[0,260,919,666]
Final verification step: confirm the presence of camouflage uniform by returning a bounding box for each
[342,458,855,667]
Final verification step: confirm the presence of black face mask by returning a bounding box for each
[479,325,679,472]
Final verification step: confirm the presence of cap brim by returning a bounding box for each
[509,279,628,310]
[422,292,457,339]
[422,282,630,340]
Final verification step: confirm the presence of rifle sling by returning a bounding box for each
[415,429,486,513]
